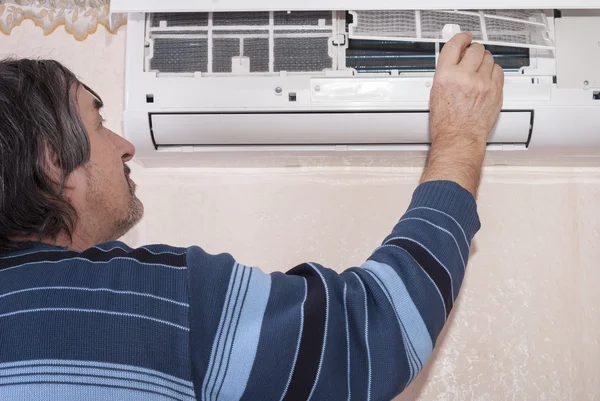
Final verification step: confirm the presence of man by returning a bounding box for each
[0,32,502,400]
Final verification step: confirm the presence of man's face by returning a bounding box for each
[65,85,143,244]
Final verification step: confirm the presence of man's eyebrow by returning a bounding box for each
[81,83,104,110]
[93,98,103,111]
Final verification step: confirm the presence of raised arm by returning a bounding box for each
[187,32,504,401]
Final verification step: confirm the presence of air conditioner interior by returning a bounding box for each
[144,10,553,76]
[345,41,530,73]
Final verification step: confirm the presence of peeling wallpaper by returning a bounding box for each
[2,21,600,401]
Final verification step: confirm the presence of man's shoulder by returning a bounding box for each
[94,241,233,258]
[79,241,191,268]
[94,241,189,257]
[0,241,189,270]
[0,241,235,272]
[89,242,237,270]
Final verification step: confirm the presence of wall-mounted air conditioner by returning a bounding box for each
[112,0,600,167]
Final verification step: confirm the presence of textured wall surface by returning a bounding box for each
[2,21,600,400]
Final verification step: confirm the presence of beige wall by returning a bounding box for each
[2,22,600,400]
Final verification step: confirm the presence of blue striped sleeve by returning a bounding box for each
[187,180,479,401]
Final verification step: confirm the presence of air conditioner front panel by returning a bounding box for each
[150,110,532,146]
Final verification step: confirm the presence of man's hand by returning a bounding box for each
[421,32,504,196]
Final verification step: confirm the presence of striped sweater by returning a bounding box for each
[0,180,479,401]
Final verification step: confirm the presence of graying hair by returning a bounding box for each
[0,58,99,250]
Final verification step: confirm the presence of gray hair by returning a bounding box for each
[0,58,99,250]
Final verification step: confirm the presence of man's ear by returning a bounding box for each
[42,144,87,206]
[41,145,63,186]
[42,145,78,193]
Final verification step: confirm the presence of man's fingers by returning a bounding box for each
[459,42,486,72]
[437,32,473,69]
[492,63,504,88]
[478,50,495,77]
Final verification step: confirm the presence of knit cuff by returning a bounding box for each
[408,180,481,241]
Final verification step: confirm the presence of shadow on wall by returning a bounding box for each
[395,240,479,401]
[395,295,463,401]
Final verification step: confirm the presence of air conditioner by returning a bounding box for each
[112,0,600,167]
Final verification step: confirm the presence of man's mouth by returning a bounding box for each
[124,164,136,193]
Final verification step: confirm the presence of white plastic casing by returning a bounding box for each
[121,8,600,167]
